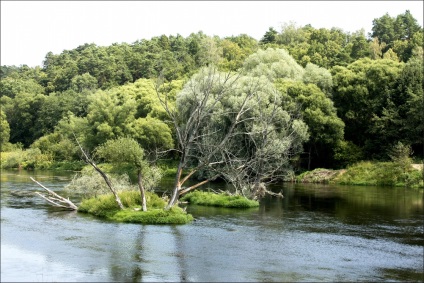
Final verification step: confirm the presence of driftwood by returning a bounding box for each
[31,177,78,210]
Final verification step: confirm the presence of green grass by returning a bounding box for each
[78,190,193,224]
[181,190,260,208]
[112,207,193,224]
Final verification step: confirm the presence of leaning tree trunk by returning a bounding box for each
[137,169,147,212]
[166,161,184,210]
[74,135,124,210]
[90,163,124,210]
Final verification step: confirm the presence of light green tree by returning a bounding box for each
[96,137,162,211]
[302,63,333,95]
[241,48,304,81]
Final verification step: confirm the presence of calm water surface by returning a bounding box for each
[1,169,423,282]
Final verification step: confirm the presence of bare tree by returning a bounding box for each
[201,76,308,199]
[157,67,248,208]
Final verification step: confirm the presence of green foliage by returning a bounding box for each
[0,150,25,169]
[95,137,145,166]
[242,48,304,81]
[95,137,163,191]
[387,142,413,173]
[275,80,344,168]
[31,132,79,161]
[260,27,279,44]
[128,117,174,153]
[36,90,90,135]
[331,58,404,158]
[333,140,364,167]
[0,148,53,170]
[1,91,46,147]
[371,10,422,61]
[174,66,309,192]
[0,109,10,148]
[78,194,120,217]
[302,63,333,95]
[181,190,259,208]
[0,77,45,99]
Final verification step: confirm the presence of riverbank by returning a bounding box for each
[297,161,424,188]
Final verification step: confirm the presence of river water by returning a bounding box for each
[1,169,423,282]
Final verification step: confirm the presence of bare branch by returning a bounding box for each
[31,177,78,210]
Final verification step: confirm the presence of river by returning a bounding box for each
[1,169,423,282]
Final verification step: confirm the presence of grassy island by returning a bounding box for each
[78,190,193,224]
[181,190,260,208]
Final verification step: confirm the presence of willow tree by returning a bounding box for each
[157,65,308,208]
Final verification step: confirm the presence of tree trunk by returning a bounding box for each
[178,179,210,196]
[138,169,147,212]
[308,146,312,171]
[166,161,184,209]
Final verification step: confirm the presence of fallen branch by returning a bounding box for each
[31,177,78,210]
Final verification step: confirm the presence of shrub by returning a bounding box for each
[181,190,259,208]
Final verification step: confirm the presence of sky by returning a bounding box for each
[1,1,423,67]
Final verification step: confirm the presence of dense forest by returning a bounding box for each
[1,10,423,176]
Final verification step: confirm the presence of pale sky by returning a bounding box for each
[1,1,423,67]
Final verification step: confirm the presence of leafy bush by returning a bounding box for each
[1,151,24,169]
[31,133,79,161]
[181,190,259,208]
[64,171,136,199]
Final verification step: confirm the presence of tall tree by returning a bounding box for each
[157,66,308,207]
[332,58,404,158]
